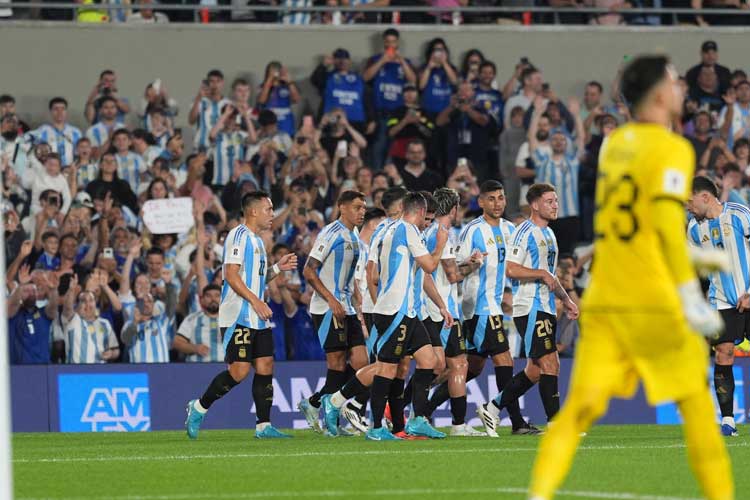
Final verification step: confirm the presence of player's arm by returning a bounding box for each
[423,274,454,327]
[303,255,346,320]
[414,225,448,274]
[224,263,271,320]
[366,259,379,305]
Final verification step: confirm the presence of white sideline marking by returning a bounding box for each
[15,487,701,500]
[12,441,749,464]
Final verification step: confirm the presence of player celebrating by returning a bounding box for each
[688,176,750,437]
[298,191,368,434]
[528,56,732,500]
[185,191,298,440]
[477,183,578,436]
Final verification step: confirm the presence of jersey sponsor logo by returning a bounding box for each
[487,237,494,246]
[254,247,261,254]
[318,245,325,252]
[58,373,151,432]
[233,248,239,256]
[702,234,710,243]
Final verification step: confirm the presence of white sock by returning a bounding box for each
[193,400,208,414]
[722,416,736,428]
[331,391,346,408]
[256,422,270,432]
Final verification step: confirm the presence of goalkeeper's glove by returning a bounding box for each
[678,279,723,338]
[689,246,731,278]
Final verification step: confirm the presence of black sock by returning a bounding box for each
[427,369,479,416]
[341,375,368,400]
[354,392,370,417]
[252,374,274,424]
[344,363,357,381]
[389,378,406,433]
[496,366,526,429]
[450,396,467,425]
[714,364,735,418]
[199,370,240,410]
[411,368,435,418]
[309,369,346,408]
[495,371,535,411]
[539,374,560,422]
[370,375,392,429]
[403,376,414,408]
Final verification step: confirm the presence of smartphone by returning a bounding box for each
[385,46,396,57]
[153,78,162,94]
[235,114,242,125]
[457,157,468,168]
[136,298,146,314]
[336,140,348,157]
[542,83,550,92]
[103,247,114,259]
[520,57,529,65]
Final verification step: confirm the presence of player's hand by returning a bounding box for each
[541,271,560,291]
[690,246,731,278]
[564,299,579,320]
[328,298,346,322]
[469,250,487,267]
[194,344,211,357]
[277,252,298,271]
[251,296,273,321]
[436,224,449,247]
[738,293,750,313]
[678,280,724,338]
[440,307,454,328]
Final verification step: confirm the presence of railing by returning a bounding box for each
[2,2,750,26]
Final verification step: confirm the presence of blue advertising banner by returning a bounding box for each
[10,359,750,432]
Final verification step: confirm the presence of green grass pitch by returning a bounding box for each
[12,425,750,499]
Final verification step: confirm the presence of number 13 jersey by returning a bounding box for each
[220,224,268,330]
[584,123,695,312]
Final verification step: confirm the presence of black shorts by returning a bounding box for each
[515,310,557,359]
[714,309,750,346]
[312,313,365,353]
[407,319,432,356]
[464,315,509,357]
[423,319,445,348]
[427,320,467,358]
[222,325,274,363]
[372,314,422,363]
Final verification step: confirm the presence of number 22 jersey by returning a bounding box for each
[220,224,268,330]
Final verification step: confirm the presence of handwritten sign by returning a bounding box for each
[142,197,194,235]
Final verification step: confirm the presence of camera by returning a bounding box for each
[102,247,114,259]
[330,114,340,125]
[520,57,529,65]
[101,87,112,96]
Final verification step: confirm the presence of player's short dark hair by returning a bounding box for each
[363,207,386,225]
[98,95,118,107]
[100,69,115,79]
[41,231,59,243]
[241,191,271,212]
[402,192,426,214]
[48,97,68,110]
[60,232,77,245]
[521,67,539,85]
[620,55,670,112]
[480,179,504,195]
[420,191,438,214]
[111,129,131,140]
[0,94,15,105]
[433,187,460,217]
[692,176,719,198]
[383,28,400,39]
[479,61,496,74]
[586,81,603,93]
[381,186,408,212]
[132,128,156,145]
[202,284,221,295]
[337,190,366,206]
[207,69,224,80]
[724,162,741,174]
[146,247,164,258]
[526,183,556,204]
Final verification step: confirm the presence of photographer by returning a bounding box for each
[386,83,435,168]
[84,70,130,125]
[257,61,301,138]
[318,108,367,163]
[208,103,255,187]
[418,38,458,117]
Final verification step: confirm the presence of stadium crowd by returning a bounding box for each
[1,33,744,365]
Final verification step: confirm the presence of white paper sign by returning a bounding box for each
[142,197,194,235]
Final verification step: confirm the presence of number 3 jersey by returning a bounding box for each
[458,216,515,320]
[584,123,696,313]
[508,219,558,317]
[220,224,268,330]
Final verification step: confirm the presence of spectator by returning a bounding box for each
[34,231,60,271]
[363,28,417,170]
[386,83,435,167]
[733,138,750,175]
[686,110,714,167]
[85,151,139,213]
[688,65,724,113]
[173,284,225,363]
[460,49,484,85]
[579,112,618,242]
[73,138,99,189]
[29,97,82,167]
[147,109,173,149]
[127,0,169,23]
[257,61,301,137]
[112,129,147,194]
[685,40,732,94]
[209,104,254,187]
[58,232,91,279]
[84,70,130,124]
[474,60,504,175]
[22,189,63,243]
[121,292,171,363]
[522,86,576,137]
[255,109,293,156]
[140,81,178,135]
[699,136,735,173]
[318,109,368,162]
[418,38,458,117]
[188,69,231,152]
[0,114,31,178]
[499,106,528,219]
[132,129,163,170]
[436,81,493,181]
[0,94,31,132]
[59,276,120,364]
[719,162,748,205]
[718,80,750,149]
[393,139,444,193]
[504,66,542,129]
[85,96,126,158]
[580,81,604,135]
[8,267,59,364]
[23,153,72,216]
[313,49,368,131]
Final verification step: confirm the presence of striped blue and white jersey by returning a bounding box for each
[85,121,126,148]
[127,302,171,363]
[508,219,558,317]
[220,224,268,330]
[116,152,146,194]
[308,220,361,315]
[212,130,248,186]
[142,145,164,167]
[413,227,430,321]
[177,311,225,362]
[281,0,312,24]
[370,220,429,317]
[57,314,118,364]
[425,222,460,322]
[355,237,373,314]
[688,202,750,310]
[120,293,166,325]
[194,97,232,150]
[458,216,515,319]
[30,124,82,166]
[532,149,580,218]
[76,162,99,189]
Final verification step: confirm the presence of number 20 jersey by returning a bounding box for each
[219,224,268,330]
[584,123,695,313]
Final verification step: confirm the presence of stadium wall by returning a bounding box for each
[10,359,749,432]
[3,23,750,135]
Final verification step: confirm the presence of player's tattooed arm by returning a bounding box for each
[301,257,329,299]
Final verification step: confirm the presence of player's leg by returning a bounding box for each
[490,350,535,433]
[327,362,376,433]
[714,341,737,436]
[676,388,734,500]
[338,341,370,433]
[403,321,445,438]
[388,357,411,435]
[251,328,291,438]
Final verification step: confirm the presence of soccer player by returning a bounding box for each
[527,56,732,500]
[297,191,368,434]
[477,183,579,436]
[688,176,750,437]
[185,191,298,440]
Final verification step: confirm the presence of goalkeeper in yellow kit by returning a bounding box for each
[528,56,734,500]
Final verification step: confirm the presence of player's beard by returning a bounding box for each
[206,303,219,314]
